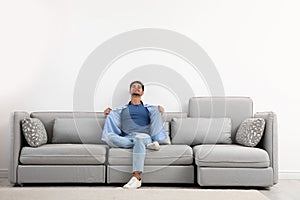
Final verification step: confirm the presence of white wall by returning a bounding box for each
[1,0,300,179]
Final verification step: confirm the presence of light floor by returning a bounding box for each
[0,178,299,200]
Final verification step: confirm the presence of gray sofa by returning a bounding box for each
[9,97,278,187]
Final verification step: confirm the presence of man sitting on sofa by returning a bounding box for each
[102,80,167,189]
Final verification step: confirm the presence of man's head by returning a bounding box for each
[130,81,144,97]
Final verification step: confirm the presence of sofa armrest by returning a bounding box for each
[254,111,278,184]
[9,111,29,184]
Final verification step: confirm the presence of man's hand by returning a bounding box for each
[158,105,164,113]
[104,107,112,116]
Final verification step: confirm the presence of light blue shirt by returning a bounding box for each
[101,103,167,142]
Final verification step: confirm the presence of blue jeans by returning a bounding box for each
[105,132,152,173]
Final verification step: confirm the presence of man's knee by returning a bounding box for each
[133,133,151,145]
[106,133,116,140]
[134,133,150,140]
[105,133,121,147]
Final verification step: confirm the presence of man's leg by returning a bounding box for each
[105,133,133,148]
[132,133,151,173]
[123,133,151,189]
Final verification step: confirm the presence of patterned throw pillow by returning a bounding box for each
[236,118,265,147]
[21,118,47,147]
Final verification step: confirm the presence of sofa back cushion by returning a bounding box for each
[30,112,106,143]
[188,97,253,143]
[171,117,232,145]
[30,111,188,144]
[52,118,105,144]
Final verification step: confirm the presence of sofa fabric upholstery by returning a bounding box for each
[20,144,108,164]
[18,165,106,183]
[9,97,278,187]
[52,118,105,144]
[197,167,273,187]
[171,117,232,145]
[108,144,193,165]
[189,97,253,142]
[193,144,270,168]
[30,112,106,143]
[254,111,278,184]
[9,111,30,184]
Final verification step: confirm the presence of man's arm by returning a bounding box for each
[148,106,167,142]
[101,109,123,142]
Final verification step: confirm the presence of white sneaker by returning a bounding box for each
[123,176,142,189]
[147,141,160,151]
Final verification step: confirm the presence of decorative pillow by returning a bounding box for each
[171,117,232,145]
[235,118,265,147]
[21,118,48,147]
[52,118,104,144]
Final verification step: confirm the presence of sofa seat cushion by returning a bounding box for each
[108,145,193,165]
[193,144,270,168]
[20,144,108,164]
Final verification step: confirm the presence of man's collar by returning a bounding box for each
[128,100,144,105]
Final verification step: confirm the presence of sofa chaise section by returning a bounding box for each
[189,97,278,187]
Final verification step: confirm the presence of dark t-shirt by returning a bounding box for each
[120,103,150,135]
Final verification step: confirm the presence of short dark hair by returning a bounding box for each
[130,81,144,91]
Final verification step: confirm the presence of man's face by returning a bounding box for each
[130,83,144,96]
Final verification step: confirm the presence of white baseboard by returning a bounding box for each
[279,171,300,180]
[0,169,8,178]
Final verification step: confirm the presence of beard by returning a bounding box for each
[132,93,141,96]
